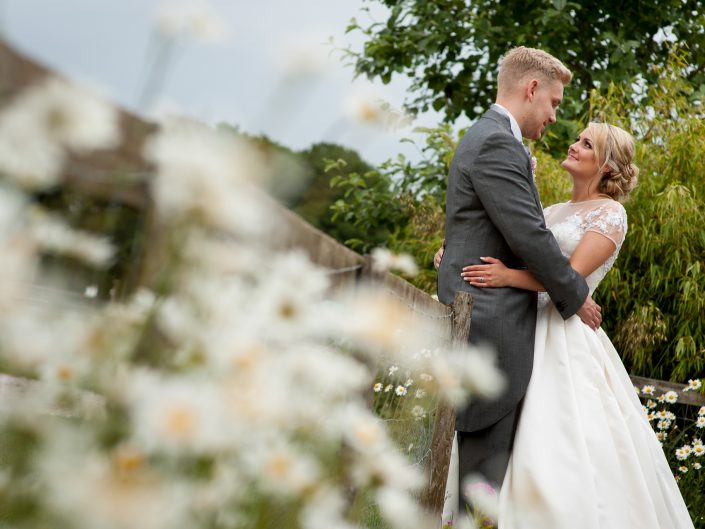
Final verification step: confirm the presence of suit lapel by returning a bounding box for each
[482,109,543,211]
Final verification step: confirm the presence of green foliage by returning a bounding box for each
[587,50,705,382]
[346,0,705,151]
[328,124,460,291]
[292,142,389,247]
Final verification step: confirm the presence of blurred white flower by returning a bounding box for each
[429,346,506,405]
[300,489,356,529]
[694,462,702,470]
[395,385,407,396]
[40,431,184,529]
[343,88,413,130]
[341,404,389,455]
[0,187,37,309]
[249,251,330,340]
[277,34,332,78]
[641,385,655,395]
[0,306,95,370]
[372,247,419,276]
[0,132,63,189]
[376,487,430,529]
[352,446,424,492]
[128,372,229,454]
[144,117,269,234]
[0,78,120,189]
[699,406,705,416]
[411,405,426,420]
[696,416,705,428]
[242,441,320,498]
[156,2,226,42]
[29,209,115,268]
[373,382,383,392]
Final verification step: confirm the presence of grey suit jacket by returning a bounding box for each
[438,108,589,432]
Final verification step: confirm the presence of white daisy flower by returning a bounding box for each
[395,385,407,396]
[641,385,655,395]
[664,390,678,404]
[646,399,657,409]
[373,382,383,393]
[693,462,702,470]
[684,379,702,392]
[696,416,705,428]
[698,406,705,416]
[657,420,672,430]
[692,444,705,457]
[679,465,688,474]
[657,431,667,442]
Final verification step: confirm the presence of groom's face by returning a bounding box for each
[524,78,564,140]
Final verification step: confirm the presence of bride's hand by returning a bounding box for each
[461,257,510,288]
[433,240,445,270]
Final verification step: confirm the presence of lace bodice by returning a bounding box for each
[537,198,627,307]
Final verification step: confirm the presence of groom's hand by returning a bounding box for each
[576,296,602,330]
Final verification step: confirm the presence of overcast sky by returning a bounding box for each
[2,0,452,165]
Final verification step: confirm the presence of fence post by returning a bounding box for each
[422,291,474,521]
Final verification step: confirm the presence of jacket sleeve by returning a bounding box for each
[465,132,589,319]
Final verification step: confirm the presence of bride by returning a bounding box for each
[442,122,694,528]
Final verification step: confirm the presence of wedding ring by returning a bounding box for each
[479,277,485,283]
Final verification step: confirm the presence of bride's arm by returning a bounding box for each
[462,231,617,291]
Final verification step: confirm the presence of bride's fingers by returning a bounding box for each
[462,264,490,272]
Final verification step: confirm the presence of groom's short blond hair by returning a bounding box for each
[497,47,572,95]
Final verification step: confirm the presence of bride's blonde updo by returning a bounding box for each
[587,122,639,202]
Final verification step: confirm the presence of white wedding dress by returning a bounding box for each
[497,198,694,528]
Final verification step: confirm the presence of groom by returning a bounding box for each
[436,47,601,501]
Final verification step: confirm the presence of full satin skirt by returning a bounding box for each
[498,304,694,528]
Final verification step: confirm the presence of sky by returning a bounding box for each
[2,0,450,165]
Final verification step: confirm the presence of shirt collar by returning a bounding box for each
[492,103,523,144]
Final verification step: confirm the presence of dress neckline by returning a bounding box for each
[566,197,613,205]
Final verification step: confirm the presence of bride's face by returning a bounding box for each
[561,129,602,179]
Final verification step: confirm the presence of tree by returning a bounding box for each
[347,0,705,141]
[293,142,387,246]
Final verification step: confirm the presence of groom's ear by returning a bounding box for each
[526,79,539,102]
